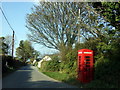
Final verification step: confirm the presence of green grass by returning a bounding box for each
[42,71,120,88]
[42,72,69,81]
[42,71,84,88]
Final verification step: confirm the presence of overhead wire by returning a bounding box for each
[0,4,18,57]
[0,6,14,32]
[0,4,18,41]
[0,4,19,42]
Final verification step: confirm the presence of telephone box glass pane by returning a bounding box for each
[79,56,81,59]
[85,56,90,58]
[86,65,90,67]
[86,59,90,61]
[79,56,81,63]
[85,62,90,64]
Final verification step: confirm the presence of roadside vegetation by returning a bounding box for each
[0,38,24,76]
[1,37,40,77]
[39,46,120,88]
[16,40,41,63]
[2,2,119,88]
[1,55,26,77]
[0,37,26,77]
[26,2,120,88]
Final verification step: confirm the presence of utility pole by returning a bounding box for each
[0,7,15,58]
[77,9,81,43]
[12,31,15,59]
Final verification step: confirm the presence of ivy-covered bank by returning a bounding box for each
[2,55,26,77]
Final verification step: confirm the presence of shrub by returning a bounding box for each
[1,55,25,73]
[34,61,38,67]
[40,59,60,72]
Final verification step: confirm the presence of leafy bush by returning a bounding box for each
[34,61,38,66]
[58,50,77,78]
[40,37,120,88]
[40,56,60,72]
[1,55,25,73]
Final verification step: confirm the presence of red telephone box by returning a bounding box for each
[77,49,94,83]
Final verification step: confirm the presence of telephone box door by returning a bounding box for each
[77,49,94,83]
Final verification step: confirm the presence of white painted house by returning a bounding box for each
[32,59,36,65]
[37,56,52,68]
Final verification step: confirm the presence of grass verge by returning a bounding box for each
[42,72,83,88]
[42,71,120,88]
[42,72,68,81]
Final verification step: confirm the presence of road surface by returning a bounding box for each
[2,65,78,88]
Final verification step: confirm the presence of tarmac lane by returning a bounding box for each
[2,65,78,88]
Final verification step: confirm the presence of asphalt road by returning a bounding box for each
[2,65,78,88]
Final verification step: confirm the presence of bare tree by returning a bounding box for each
[26,2,109,60]
[26,2,86,51]
[4,35,13,55]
